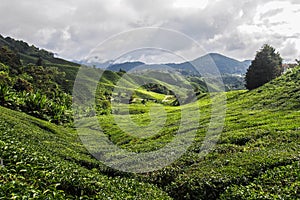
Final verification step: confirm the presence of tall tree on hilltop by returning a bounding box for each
[245,44,283,90]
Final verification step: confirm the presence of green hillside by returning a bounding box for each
[1,66,299,198]
[0,106,172,199]
[73,67,300,199]
[0,34,80,94]
[160,67,300,199]
[1,34,300,199]
[0,34,210,96]
[0,34,80,68]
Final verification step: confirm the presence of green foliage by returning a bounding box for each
[1,34,300,199]
[0,46,22,74]
[220,162,300,199]
[0,47,73,124]
[0,85,16,107]
[245,44,283,90]
[221,74,245,91]
[22,64,66,95]
[236,66,300,110]
[0,34,80,94]
[0,106,171,199]
[0,62,9,72]
[80,66,300,199]
[1,65,300,199]
[0,71,11,86]
[143,83,175,95]
[44,63,80,94]
[35,57,43,66]
[13,77,33,92]
[0,85,73,125]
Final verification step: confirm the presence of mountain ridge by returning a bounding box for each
[0,33,250,76]
[103,52,251,75]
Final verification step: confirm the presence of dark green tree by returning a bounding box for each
[36,57,44,66]
[118,68,126,74]
[13,77,33,92]
[0,46,22,74]
[245,44,283,90]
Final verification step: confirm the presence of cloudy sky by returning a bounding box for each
[1,0,300,63]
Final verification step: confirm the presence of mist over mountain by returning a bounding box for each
[101,53,251,76]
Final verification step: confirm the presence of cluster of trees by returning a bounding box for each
[143,83,175,95]
[0,46,72,124]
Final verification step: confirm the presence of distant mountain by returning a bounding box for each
[242,60,252,68]
[168,53,250,75]
[103,53,251,76]
[75,59,113,69]
[197,53,250,74]
[0,33,250,91]
[107,61,145,71]
[0,33,251,76]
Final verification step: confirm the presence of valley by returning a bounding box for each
[0,34,299,199]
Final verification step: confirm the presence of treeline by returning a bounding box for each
[0,34,80,67]
[0,46,72,125]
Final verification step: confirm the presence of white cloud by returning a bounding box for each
[173,0,208,9]
[0,0,299,62]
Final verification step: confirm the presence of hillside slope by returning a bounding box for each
[0,34,79,67]
[1,34,299,199]
[160,67,300,199]
[0,106,171,199]
[234,66,300,110]
[0,34,80,93]
[80,67,300,199]
[1,67,300,199]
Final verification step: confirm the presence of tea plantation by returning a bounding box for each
[1,66,300,199]
[0,106,171,199]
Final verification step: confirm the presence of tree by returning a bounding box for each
[13,77,33,92]
[245,44,283,90]
[0,46,22,74]
[36,57,43,66]
[119,68,126,74]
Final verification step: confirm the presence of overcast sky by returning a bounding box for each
[1,0,300,63]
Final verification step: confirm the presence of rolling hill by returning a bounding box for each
[74,66,300,199]
[1,34,299,199]
[0,106,171,199]
[1,65,299,199]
